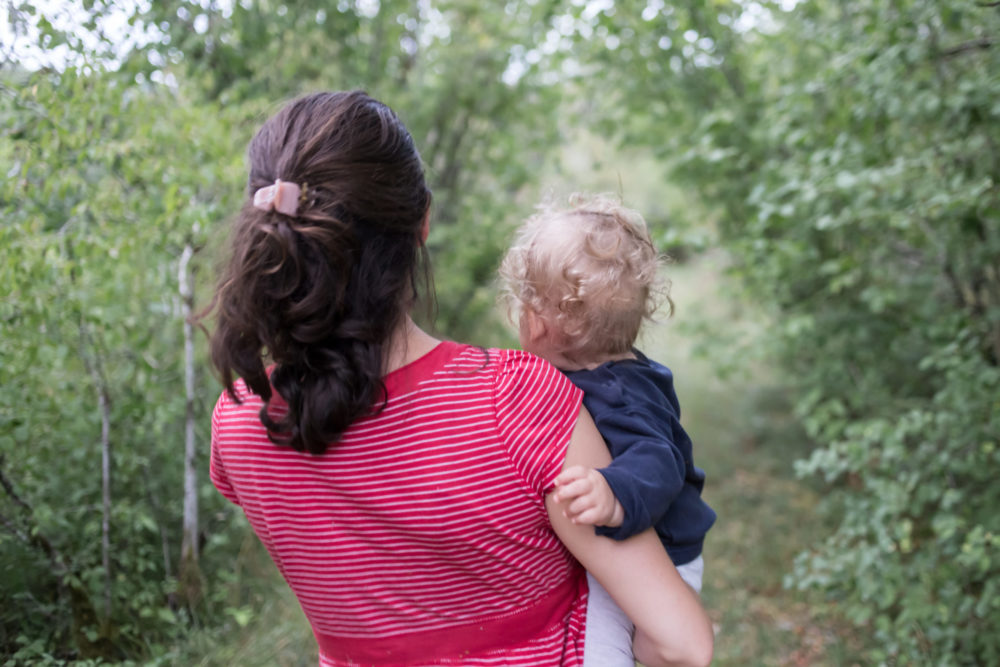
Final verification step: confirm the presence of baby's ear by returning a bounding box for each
[523,309,549,343]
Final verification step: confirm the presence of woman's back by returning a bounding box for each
[211,342,588,666]
[203,90,712,667]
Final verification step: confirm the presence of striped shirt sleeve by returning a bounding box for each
[493,350,583,495]
[209,391,241,506]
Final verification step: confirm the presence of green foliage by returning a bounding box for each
[0,1,577,660]
[587,0,1000,662]
[130,0,572,345]
[1,54,244,659]
[5,0,998,663]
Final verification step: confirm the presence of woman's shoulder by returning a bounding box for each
[213,378,263,413]
[488,346,560,375]
[423,344,573,404]
[486,347,581,411]
[426,343,558,377]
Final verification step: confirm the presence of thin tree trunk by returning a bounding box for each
[79,322,113,620]
[177,244,202,605]
[98,373,111,619]
[61,238,115,649]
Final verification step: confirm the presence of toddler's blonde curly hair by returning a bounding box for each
[499,194,672,363]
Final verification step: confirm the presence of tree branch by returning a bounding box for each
[0,511,32,545]
[940,38,995,58]
[0,461,68,575]
[0,455,32,513]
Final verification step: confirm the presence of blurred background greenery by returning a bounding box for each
[2,1,998,664]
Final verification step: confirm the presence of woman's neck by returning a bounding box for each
[384,316,441,375]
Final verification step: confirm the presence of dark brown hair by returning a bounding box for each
[204,91,431,454]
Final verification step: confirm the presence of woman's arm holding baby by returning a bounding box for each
[547,407,714,667]
[552,407,687,537]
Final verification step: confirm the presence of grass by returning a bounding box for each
[161,532,316,666]
[172,252,870,666]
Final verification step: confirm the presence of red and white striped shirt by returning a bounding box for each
[210,342,587,666]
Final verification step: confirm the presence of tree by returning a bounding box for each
[1,49,241,658]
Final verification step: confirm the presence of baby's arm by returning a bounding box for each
[553,429,685,535]
[571,403,689,537]
[548,407,713,667]
[594,408,688,538]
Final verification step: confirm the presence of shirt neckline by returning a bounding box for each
[382,340,460,393]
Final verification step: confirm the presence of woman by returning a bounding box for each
[204,91,713,667]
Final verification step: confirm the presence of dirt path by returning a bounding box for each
[644,253,865,666]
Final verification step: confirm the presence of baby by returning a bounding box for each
[500,194,716,666]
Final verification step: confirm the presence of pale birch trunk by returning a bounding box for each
[177,244,198,569]
[178,244,201,599]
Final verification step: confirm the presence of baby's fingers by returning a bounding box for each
[554,465,589,488]
[565,493,601,521]
[553,478,593,504]
[569,505,605,526]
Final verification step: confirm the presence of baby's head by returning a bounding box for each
[500,194,671,369]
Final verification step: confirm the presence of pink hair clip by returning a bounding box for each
[253,179,302,216]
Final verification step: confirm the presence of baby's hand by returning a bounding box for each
[552,466,624,528]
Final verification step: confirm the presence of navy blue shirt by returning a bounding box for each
[564,350,716,565]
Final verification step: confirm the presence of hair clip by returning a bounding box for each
[253,179,301,216]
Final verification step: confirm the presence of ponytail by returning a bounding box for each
[201,91,431,454]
